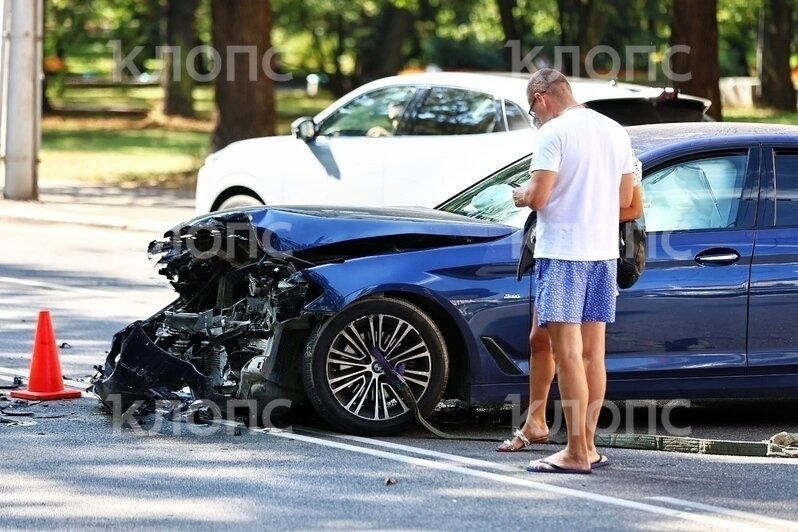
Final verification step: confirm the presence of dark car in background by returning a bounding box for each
[94,122,798,436]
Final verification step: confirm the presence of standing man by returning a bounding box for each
[511,69,635,474]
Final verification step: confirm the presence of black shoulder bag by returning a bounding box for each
[617,220,646,289]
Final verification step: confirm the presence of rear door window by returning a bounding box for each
[411,87,501,135]
[774,152,798,227]
[504,101,532,131]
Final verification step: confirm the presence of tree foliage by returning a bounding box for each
[42,0,797,115]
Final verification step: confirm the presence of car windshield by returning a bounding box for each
[437,156,532,228]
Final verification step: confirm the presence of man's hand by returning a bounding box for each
[512,186,528,207]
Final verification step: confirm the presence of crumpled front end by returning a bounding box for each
[91,205,509,419]
[92,210,324,415]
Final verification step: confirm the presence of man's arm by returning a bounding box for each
[512,170,557,210]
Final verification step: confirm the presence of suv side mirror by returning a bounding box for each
[291,117,317,142]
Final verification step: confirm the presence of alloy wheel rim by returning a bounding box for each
[325,313,432,421]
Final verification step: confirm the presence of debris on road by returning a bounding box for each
[384,477,398,486]
[0,376,24,390]
[0,409,35,417]
[0,414,37,427]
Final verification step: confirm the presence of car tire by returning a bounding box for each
[217,194,263,210]
[302,297,449,436]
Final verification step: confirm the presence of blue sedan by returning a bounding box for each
[93,123,798,435]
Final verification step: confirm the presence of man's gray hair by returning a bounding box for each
[527,68,571,99]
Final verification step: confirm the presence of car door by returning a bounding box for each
[748,145,798,374]
[606,148,759,387]
[289,85,420,206]
[381,86,536,207]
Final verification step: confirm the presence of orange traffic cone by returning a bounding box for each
[11,310,82,401]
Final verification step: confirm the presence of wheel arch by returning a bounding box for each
[211,186,265,211]
[381,290,472,403]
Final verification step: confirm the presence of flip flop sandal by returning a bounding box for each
[591,454,610,469]
[526,459,592,475]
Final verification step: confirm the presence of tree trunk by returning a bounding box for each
[760,0,797,111]
[557,0,578,75]
[670,0,723,120]
[556,0,604,76]
[497,0,524,70]
[356,5,414,85]
[210,0,276,152]
[162,0,199,117]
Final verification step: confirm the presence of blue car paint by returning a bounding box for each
[300,230,534,400]
[244,125,798,405]
[245,205,514,253]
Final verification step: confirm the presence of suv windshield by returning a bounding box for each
[437,156,532,228]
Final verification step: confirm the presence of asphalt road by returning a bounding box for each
[1,220,797,531]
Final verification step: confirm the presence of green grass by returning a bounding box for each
[41,119,210,185]
[41,87,334,185]
[48,85,334,123]
[723,107,798,125]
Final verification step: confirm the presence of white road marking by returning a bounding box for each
[255,427,767,531]
[302,427,519,472]
[649,497,798,531]
[0,276,156,304]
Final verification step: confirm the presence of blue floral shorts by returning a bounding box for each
[535,258,617,328]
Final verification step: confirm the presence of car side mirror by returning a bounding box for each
[291,117,317,142]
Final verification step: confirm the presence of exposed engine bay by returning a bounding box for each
[92,210,322,416]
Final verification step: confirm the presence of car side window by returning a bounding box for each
[316,86,417,138]
[641,154,747,232]
[775,152,798,227]
[411,87,501,135]
[504,101,532,131]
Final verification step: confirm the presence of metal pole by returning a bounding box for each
[0,0,10,193]
[1,0,41,200]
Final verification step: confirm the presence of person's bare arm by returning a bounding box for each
[619,172,634,209]
[512,170,557,210]
[620,185,643,222]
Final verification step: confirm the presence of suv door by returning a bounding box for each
[748,146,798,375]
[606,148,759,390]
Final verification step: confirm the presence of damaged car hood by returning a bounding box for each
[167,205,514,256]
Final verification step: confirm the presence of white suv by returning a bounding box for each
[196,72,709,213]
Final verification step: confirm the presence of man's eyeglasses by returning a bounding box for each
[528,91,547,118]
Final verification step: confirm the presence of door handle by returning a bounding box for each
[694,248,740,266]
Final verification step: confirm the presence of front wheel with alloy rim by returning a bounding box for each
[302,297,449,435]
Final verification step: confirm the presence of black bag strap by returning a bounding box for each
[516,211,537,281]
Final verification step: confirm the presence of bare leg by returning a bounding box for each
[582,321,607,463]
[526,306,555,436]
[529,322,590,471]
[498,306,554,450]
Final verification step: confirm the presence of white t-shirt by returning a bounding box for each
[529,107,635,261]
